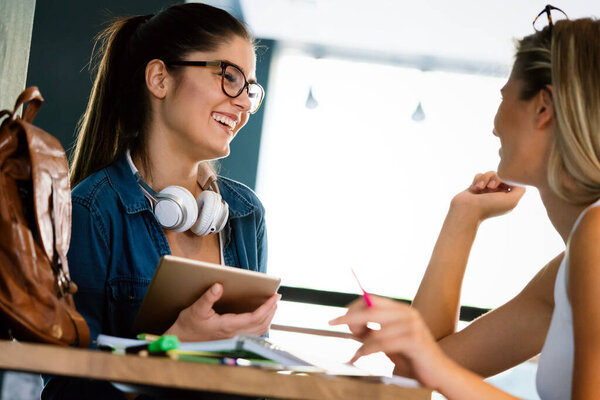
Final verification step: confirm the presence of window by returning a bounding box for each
[257,49,563,311]
[258,49,556,397]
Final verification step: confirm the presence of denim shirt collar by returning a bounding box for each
[105,154,257,219]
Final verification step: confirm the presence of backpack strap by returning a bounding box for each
[0,110,12,121]
[51,177,76,296]
[51,178,91,347]
[63,295,91,347]
[12,87,43,123]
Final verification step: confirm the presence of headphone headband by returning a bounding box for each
[125,149,228,235]
[126,150,219,194]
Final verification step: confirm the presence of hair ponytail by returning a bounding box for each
[70,15,151,187]
[70,3,252,187]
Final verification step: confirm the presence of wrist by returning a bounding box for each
[163,325,180,338]
[447,202,482,228]
[164,321,202,342]
[431,354,461,392]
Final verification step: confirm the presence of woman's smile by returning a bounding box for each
[211,111,239,138]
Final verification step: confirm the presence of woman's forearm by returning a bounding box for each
[435,357,519,400]
[412,205,480,339]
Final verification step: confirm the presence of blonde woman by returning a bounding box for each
[331,13,600,400]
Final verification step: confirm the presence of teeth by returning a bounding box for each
[212,113,237,130]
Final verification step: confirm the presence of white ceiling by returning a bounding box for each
[236,0,600,72]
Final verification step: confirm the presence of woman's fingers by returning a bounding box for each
[166,289,280,341]
[470,171,528,196]
[329,296,432,363]
[330,297,412,327]
[219,293,280,335]
[355,321,416,357]
[254,300,279,333]
[471,173,485,189]
[330,309,407,327]
[471,171,503,192]
[187,283,223,320]
[332,298,452,389]
[328,297,370,326]
[348,323,371,340]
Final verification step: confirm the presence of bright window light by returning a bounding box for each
[257,49,564,311]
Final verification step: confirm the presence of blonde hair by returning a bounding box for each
[513,19,600,204]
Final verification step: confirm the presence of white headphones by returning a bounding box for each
[126,150,229,235]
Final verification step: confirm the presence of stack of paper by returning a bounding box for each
[96,333,420,387]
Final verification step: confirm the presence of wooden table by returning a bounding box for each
[0,340,431,399]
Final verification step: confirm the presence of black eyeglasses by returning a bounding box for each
[166,60,265,114]
[533,4,568,33]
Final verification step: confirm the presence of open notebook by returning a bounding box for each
[96,333,419,385]
[100,333,337,369]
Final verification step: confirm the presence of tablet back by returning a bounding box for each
[133,255,281,335]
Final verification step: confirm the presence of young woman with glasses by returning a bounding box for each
[43,3,277,398]
[331,15,600,400]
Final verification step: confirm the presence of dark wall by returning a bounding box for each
[26,0,271,189]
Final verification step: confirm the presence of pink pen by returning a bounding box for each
[351,268,373,308]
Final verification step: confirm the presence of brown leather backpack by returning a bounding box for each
[0,87,90,347]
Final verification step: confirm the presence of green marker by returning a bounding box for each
[125,334,179,354]
[148,335,180,353]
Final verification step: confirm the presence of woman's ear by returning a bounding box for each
[145,59,169,99]
[536,85,555,129]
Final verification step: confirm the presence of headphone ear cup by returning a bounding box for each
[190,191,228,235]
[154,186,198,232]
[214,200,229,232]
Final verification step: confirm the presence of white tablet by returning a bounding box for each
[133,255,281,335]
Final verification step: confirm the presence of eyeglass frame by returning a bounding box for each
[165,60,265,114]
[532,4,568,34]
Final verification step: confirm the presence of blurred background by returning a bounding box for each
[2,1,600,399]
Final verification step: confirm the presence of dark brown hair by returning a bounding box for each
[70,3,252,187]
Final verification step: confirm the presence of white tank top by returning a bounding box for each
[536,198,600,399]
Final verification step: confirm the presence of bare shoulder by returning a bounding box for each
[570,205,600,251]
[568,205,600,294]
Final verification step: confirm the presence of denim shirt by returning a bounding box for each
[42,155,267,399]
[69,154,268,344]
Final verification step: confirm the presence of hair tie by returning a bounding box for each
[133,14,154,37]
